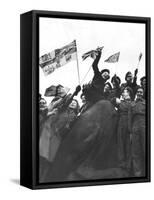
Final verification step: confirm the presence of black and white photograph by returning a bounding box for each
[38,14,150,185]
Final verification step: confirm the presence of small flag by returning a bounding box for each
[82,46,104,61]
[138,52,142,62]
[44,85,70,97]
[104,52,120,63]
[40,40,77,76]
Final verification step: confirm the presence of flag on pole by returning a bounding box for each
[138,52,142,62]
[39,40,77,76]
[104,52,120,63]
[44,85,70,97]
[82,46,104,61]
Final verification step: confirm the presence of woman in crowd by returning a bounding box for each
[130,86,146,176]
[112,86,133,174]
[110,74,121,98]
[121,69,139,100]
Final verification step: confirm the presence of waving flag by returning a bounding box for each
[104,52,120,63]
[40,40,77,76]
[82,46,104,61]
[44,85,70,97]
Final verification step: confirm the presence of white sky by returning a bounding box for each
[39,17,145,104]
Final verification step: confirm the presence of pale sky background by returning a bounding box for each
[39,17,145,104]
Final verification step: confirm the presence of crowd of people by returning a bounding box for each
[39,48,146,182]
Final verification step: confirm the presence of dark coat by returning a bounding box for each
[83,51,107,104]
[130,98,146,176]
[115,100,132,170]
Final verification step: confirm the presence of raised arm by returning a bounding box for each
[132,68,138,86]
[60,85,81,111]
[92,49,102,74]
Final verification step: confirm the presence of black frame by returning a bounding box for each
[20,10,151,189]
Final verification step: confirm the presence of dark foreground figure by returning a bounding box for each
[41,100,129,183]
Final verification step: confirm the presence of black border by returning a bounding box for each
[21,10,151,189]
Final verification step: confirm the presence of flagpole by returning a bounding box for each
[81,65,92,84]
[75,40,81,86]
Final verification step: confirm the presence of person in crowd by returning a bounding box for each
[102,82,112,100]
[47,84,69,115]
[121,69,139,100]
[80,93,86,105]
[39,85,81,164]
[140,76,146,99]
[58,99,80,138]
[111,86,133,174]
[82,48,110,104]
[110,74,121,98]
[129,86,146,176]
[39,94,48,132]
[79,93,88,114]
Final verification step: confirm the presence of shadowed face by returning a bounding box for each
[122,89,130,100]
[69,100,78,109]
[112,80,116,88]
[57,86,67,97]
[39,98,47,109]
[141,79,146,88]
[81,95,86,104]
[104,84,111,93]
[136,88,144,99]
[101,71,110,80]
[126,73,133,83]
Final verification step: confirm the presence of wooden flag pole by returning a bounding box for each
[81,65,92,84]
[75,40,81,86]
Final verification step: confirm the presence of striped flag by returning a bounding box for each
[39,40,77,76]
[104,52,120,63]
[82,46,104,61]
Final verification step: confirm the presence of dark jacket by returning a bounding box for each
[112,99,132,169]
[91,51,106,100]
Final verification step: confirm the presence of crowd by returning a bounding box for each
[39,48,146,181]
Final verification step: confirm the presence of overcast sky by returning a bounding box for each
[39,17,145,104]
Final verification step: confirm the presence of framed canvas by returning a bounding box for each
[20,10,151,189]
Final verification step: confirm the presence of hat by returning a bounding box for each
[125,71,132,81]
[44,84,70,97]
[44,85,57,97]
[100,69,110,74]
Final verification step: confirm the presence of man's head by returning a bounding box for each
[125,71,133,83]
[140,76,146,88]
[104,82,112,93]
[101,69,110,81]
[136,87,144,100]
